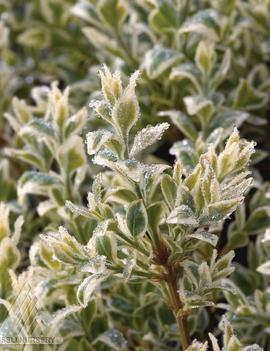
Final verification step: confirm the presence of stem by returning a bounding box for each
[154,242,191,350]
[165,264,191,350]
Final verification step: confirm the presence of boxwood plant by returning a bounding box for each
[0,67,268,351]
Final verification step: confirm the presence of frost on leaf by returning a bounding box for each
[98,328,128,349]
[94,151,145,182]
[41,226,105,271]
[80,255,107,274]
[45,305,82,336]
[86,129,113,155]
[41,227,86,265]
[77,273,107,307]
[99,65,122,105]
[185,340,208,351]
[189,230,218,247]
[167,128,254,227]
[167,205,198,226]
[87,220,110,252]
[112,70,140,140]
[130,122,170,157]
[123,253,136,281]
[65,200,92,218]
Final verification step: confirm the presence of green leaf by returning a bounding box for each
[179,9,220,41]
[93,152,145,182]
[96,233,117,262]
[5,148,46,170]
[207,198,241,222]
[184,164,201,190]
[149,1,178,33]
[226,336,242,351]
[115,159,145,182]
[58,135,86,173]
[201,163,219,204]
[51,188,66,206]
[18,28,50,49]
[38,242,61,271]
[18,171,61,199]
[170,141,198,173]
[247,242,260,270]
[184,95,212,116]
[80,300,97,335]
[130,122,170,157]
[199,262,212,285]
[257,261,270,275]
[71,1,101,27]
[46,305,82,334]
[41,227,87,266]
[233,79,268,111]
[0,238,20,269]
[144,46,183,79]
[86,130,113,155]
[161,174,176,209]
[224,283,247,309]
[243,206,270,234]
[126,200,148,237]
[100,66,123,106]
[77,274,107,307]
[159,110,197,142]
[209,111,248,137]
[212,251,235,281]
[78,338,93,351]
[211,49,231,89]
[98,0,126,30]
[214,0,236,15]
[189,231,218,247]
[195,40,216,75]
[11,97,32,124]
[123,253,136,281]
[20,118,55,140]
[106,187,137,205]
[167,205,198,226]
[112,71,140,140]
[147,202,165,233]
[134,301,157,328]
[64,108,87,138]
[184,95,215,124]
[82,27,120,55]
[170,63,202,93]
[97,328,127,349]
[206,128,224,148]
[228,231,248,250]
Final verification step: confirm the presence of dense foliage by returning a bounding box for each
[0,1,270,350]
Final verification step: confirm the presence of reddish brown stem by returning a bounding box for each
[165,264,191,350]
[153,242,191,350]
